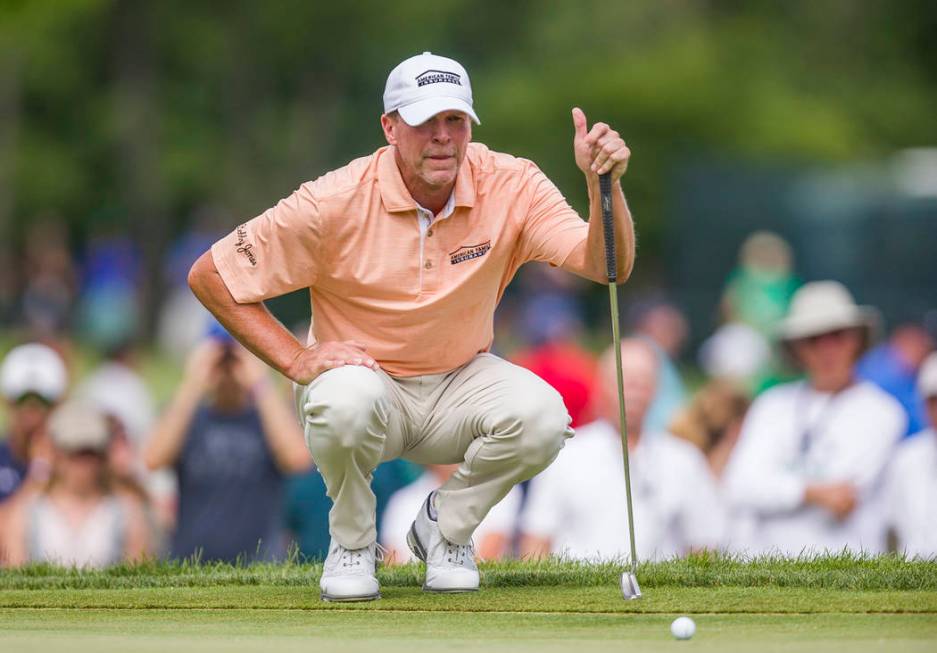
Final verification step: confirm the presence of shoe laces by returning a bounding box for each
[338,543,385,569]
[444,538,475,566]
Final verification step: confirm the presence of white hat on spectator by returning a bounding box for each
[0,343,68,402]
[777,281,879,342]
[48,401,111,453]
[918,352,937,399]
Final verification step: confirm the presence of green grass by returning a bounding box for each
[3,556,937,652]
[3,552,935,591]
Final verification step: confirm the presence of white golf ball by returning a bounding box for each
[670,616,696,640]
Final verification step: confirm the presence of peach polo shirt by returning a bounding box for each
[211,142,589,377]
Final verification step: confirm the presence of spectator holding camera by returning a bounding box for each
[144,323,311,563]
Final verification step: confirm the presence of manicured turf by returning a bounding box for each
[2,556,936,652]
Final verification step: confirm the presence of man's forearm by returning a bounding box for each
[585,174,635,282]
[188,251,306,381]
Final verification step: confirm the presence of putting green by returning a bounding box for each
[3,557,936,652]
[2,608,936,653]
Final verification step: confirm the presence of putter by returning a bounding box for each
[599,172,642,600]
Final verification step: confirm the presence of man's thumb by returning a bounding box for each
[572,107,588,139]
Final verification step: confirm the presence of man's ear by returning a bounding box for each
[380,113,397,146]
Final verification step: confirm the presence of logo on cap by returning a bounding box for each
[416,69,462,87]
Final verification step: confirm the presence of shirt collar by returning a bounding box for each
[378,145,476,213]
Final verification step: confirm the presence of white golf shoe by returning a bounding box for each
[319,540,382,602]
[406,491,479,593]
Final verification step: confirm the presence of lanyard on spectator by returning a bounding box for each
[794,381,852,460]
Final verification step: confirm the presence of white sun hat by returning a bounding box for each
[383,52,480,127]
[48,401,111,453]
[918,352,937,399]
[777,281,879,342]
[0,343,68,402]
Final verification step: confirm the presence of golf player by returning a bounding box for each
[188,52,635,601]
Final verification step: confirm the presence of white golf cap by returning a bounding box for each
[777,281,879,342]
[919,352,937,399]
[383,52,480,127]
[48,400,111,453]
[0,343,68,402]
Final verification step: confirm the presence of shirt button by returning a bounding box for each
[424,260,433,270]
[427,229,434,237]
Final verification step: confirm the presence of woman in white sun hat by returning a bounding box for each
[723,281,906,556]
[882,353,937,557]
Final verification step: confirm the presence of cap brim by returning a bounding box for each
[398,97,480,126]
[777,307,879,342]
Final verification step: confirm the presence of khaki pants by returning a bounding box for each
[295,353,573,548]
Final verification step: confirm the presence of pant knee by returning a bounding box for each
[302,366,389,452]
[494,384,571,469]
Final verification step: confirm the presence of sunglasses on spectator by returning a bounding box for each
[12,392,55,408]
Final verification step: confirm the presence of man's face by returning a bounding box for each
[381,110,471,191]
[792,328,863,380]
[598,342,659,436]
[7,394,54,441]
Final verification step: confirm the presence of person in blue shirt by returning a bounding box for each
[857,323,934,437]
[143,325,312,563]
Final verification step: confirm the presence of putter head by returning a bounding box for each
[620,572,642,600]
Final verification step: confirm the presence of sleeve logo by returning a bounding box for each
[234,224,257,266]
[450,240,491,265]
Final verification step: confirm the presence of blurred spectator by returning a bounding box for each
[157,207,226,359]
[857,323,935,437]
[698,322,772,391]
[0,343,68,503]
[0,401,149,568]
[76,232,141,350]
[19,219,78,338]
[724,281,906,556]
[669,380,750,481]
[521,338,725,562]
[884,353,937,557]
[381,464,521,564]
[286,459,422,561]
[77,342,155,444]
[75,342,175,535]
[627,296,689,435]
[721,231,800,336]
[144,327,312,563]
[512,289,596,428]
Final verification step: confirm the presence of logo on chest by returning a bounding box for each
[450,240,491,265]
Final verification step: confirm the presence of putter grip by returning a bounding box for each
[600,172,616,283]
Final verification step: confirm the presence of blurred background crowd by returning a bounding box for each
[0,1,936,567]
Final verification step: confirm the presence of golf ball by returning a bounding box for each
[670,616,696,640]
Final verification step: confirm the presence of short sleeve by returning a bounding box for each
[211,182,325,303]
[516,165,588,267]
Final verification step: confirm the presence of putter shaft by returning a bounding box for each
[609,282,639,577]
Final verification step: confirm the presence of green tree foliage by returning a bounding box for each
[2,0,935,272]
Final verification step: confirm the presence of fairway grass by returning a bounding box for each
[2,556,936,652]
